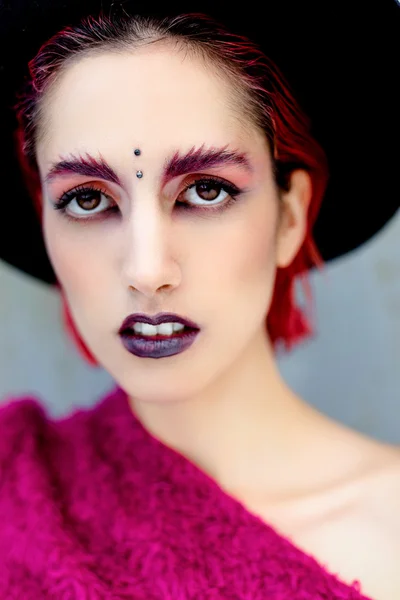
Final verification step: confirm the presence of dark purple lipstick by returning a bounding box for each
[118,312,201,359]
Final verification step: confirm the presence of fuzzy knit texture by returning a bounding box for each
[0,385,373,600]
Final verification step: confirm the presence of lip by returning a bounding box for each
[118,312,200,334]
[119,328,200,359]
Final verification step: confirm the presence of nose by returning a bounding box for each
[120,200,181,298]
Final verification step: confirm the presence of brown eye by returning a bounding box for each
[54,184,116,220]
[195,182,220,201]
[181,178,232,207]
[76,190,103,211]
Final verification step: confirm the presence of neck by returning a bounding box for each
[128,329,326,498]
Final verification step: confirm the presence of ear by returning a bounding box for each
[275,169,312,268]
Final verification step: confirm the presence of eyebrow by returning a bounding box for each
[44,144,252,186]
[45,153,122,186]
[161,144,252,186]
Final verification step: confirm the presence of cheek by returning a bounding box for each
[42,209,108,298]
[203,200,278,296]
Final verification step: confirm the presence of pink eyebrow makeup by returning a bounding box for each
[45,153,122,186]
[161,144,253,186]
[44,144,253,187]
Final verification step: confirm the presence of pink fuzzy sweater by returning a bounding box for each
[0,385,373,599]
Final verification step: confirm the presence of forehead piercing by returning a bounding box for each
[134,148,143,177]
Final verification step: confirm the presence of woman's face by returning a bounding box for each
[36,44,308,402]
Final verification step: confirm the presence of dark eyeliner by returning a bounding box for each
[177,176,243,212]
[52,176,244,222]
[52,183,112,212]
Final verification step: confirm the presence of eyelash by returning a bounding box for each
[52,176,243,223]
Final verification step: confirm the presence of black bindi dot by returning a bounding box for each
[134,148,141,156]
[136,170,143,178]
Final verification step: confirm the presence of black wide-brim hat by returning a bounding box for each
[0,0,399,285]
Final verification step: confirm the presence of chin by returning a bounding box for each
[119,377,200,406]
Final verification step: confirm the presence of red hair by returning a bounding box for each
[14,11,329,365]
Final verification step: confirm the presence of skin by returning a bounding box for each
[36,43,400,598]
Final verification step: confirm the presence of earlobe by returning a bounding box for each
[275,169,312,268]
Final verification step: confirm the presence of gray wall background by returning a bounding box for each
[1,210,399,443]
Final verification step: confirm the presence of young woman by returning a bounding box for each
[0,2,399,598]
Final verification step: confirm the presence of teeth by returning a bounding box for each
[132,322,185,336]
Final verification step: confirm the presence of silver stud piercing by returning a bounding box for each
[134,148,143,177]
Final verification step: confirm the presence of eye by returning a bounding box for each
[53,185,115,218]
[53,176,243,222]
[179,177,240,207]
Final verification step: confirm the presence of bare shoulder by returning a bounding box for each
[244,410,400,599]
[273,425,400,600]
[359,440,400,528]
[340,441,400,599]
[306,438,400,600]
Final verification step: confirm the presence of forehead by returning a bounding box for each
[38,45,257,163]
